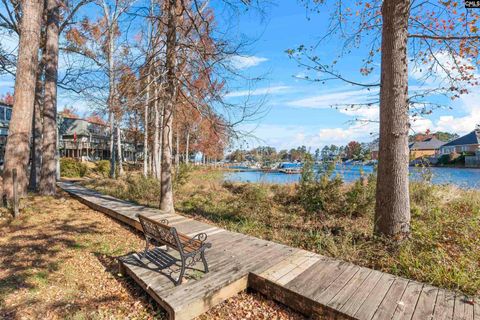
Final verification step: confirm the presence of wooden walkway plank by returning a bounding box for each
[354,272,396,320]
[433,289,455,320]
[371,277,409,320]
[313,264,361,305]
[275,253,321,286]
[340,270,383,316]
[411,284,439,320]
[327,267,373,311]
[465,299,475,320]
[454,293,466,320]
[285,258,347,296]
[259,249,316,283]
[391,281,424,320]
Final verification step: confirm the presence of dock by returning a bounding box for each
[59,181,478,320]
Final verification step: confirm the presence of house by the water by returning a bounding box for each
[439,129,480,155]
[0,101,13,163]
[59,115,138,161]
[409,137,445,159]
[440,129,480,167]
[369,128,480,167]
[0,102,140,164]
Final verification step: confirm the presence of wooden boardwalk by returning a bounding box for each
[59,182,478,320]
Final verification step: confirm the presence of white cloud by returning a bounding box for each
[285,88,379,109]
[411,89,480,135]
[410,116,434,133]
[229,55,268,70]
[239,121,378,151]
[225,85,291,98]
[338,106,379,120]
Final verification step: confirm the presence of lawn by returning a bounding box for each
[0,193,303,319]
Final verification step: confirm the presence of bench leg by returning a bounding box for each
[176,257,186,286]
[142,236,150,258]
[201,250,209,273]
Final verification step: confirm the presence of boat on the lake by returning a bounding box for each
[277,162,303,174]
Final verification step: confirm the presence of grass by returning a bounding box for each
[83,166,480,297]
[0,192,304,319]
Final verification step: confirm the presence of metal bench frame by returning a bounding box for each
[138,214,212,286]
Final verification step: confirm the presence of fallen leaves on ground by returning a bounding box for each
[0,192,305,320]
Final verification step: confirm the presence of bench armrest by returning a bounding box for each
[186,232,212,249]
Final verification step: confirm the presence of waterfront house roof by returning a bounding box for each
[441,130,480,148]
[60,117,109,138]
[409,137,445,150]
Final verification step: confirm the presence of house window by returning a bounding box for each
[443,147,454,154]
[6,108,12,121]
[0,107,4,121]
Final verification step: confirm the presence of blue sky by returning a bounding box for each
[1,1,479,151]
[217,1,480,151]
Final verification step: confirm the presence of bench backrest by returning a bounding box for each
[138,214,182,251]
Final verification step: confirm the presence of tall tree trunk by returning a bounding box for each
[374,0,411,238]
[143,72,150,177]
[109,114,116,177]
[149,149,153,174]
[116,123,124,176]
[39,0,60,195]
[107,21,116,178]
[56,123,60,180]
[175,129,179,167]
[185,129,189,164]
[160,0,177,213]
[3,0,44,201]
[153,81,160,179]
[29,52,45,191]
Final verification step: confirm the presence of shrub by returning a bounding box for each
[297,157,345,216]
[344,174,376,218]
[437,154,450,165]
[60,158,88,178]
[221,182,273,219]
[124,175,161,206]
[174,163,193,189]
[437,152,468,166]
[94,160,111,177]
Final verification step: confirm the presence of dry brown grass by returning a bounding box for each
[83,168,480,297]
[0,193,304,320]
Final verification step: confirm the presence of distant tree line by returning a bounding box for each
[226,141,372,163]
[227,129,463,164]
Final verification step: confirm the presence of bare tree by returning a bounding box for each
[3,0,44,201]
[62,0,134,178]
[29,48,45,191]
[159,0,178,213]
[39,0,61,195]
[374,0,411,237]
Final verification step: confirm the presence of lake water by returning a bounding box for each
[223,165,480,189]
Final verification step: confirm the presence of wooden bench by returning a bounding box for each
[137,214,212,286]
